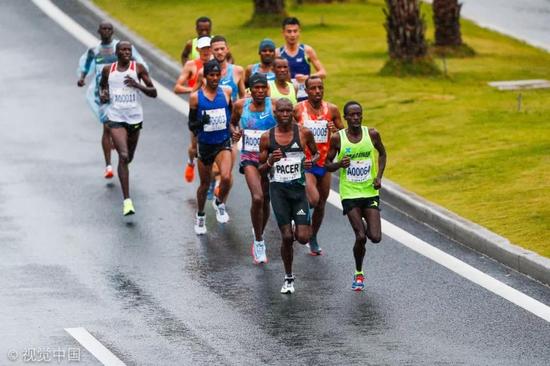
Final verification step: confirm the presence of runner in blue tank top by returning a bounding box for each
[276,17,326,102]
[230,73,276,264]
[209,35,245,102]
[245,39,276,87]
[188,60,234,235]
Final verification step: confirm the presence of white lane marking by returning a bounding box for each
[34,0,550,323]
[65,328,126,366]
[31,0,189,113]
[327,191,550,322]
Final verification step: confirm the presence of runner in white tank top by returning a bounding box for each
[99,41,157,217]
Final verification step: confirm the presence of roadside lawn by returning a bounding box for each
[94,0,550,257]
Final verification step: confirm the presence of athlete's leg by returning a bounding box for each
[261,174,271,231]
[188,134,197,163]
[311,172,331,238]
[347,207,368,272]
[363,207,382,244]
[280,224,294,275]
[127,129,141,164]
[101,124,112,167]
[196,160,213,213]
[244,165,265,241]
[213,150,233,203]
[110,127,130,199]
[305,172,320,207]
[294,224,311,245]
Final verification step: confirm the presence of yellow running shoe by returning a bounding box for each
[123,198,135,216]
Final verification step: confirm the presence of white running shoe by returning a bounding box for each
[194,214,207,235]
[212,200,229,223]
[252,240,268,264]
[280,276,295,294]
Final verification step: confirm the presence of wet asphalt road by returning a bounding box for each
[1,1,549,365]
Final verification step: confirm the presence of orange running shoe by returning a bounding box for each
[104,165,114,179]
[184,163,195,182]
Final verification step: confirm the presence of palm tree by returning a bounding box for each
[384,0,428,61]
[433,0,463,47]
[249,0,287,26]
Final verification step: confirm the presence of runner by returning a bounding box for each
[210,35,245,102]
[258,98,319,294]
[77,21,147,179]
[173,36,212,183]
[268,57,297,105]
[276,17,326,102]
[180,16,211,64]
[98,41,157,216]
[181,17,233,65]
[230,73,276,264]
[294,76,343,255]
[188,60,233,234]
[325,101,386,291]
[244,39,276,87]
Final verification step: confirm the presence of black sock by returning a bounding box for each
[197,212,205,217]
[215,199,222,206]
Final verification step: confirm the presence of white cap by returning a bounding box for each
[197,36,211,49]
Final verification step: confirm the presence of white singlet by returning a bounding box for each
[106,61,143,124]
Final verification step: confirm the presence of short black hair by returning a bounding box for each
[195,16,211,26]
[305,75,322,88]
[343,101,362,115]
[282,17,300,28]
[273,56,288,64]
[115,41,131,52]
[210,35,227,45]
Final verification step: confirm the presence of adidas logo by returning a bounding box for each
[291,142,299,148]
[296,209,306,216]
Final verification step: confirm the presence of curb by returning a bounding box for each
[75,0,550,286]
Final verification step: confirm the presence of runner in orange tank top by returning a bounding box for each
[294,76,343,255]
[173,36,212,182]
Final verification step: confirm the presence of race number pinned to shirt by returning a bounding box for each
[203,108,227,132]
[303,120,328,143]
[346,160,371,183]
[243,129,266,152]
[272,156,302,183]
[111,87,138,109]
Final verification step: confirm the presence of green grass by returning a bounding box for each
[94,0,550,257]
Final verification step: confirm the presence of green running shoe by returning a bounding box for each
[123,198,135,216]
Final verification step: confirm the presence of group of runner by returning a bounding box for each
[77,17,386,294]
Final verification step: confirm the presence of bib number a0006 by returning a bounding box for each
[111,87,138,109]
[346,160,371,183]
[203,108,227,132]
[272,157,302,183]
[242,129,266,152]
[303,120,328,143]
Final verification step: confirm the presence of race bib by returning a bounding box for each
[203,108,227,132]
[304,120,328,143]
[111,87,138,109]
[272,156,302,183]
[346,160,371,183]
[293,79,308,100]
[243,129,266,152]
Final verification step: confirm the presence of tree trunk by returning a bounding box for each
[253,0,286,15]
[433,0,463,46]
[383,0,428,61]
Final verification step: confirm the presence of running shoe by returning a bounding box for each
[206,180,216,200]
[252,240,268,264]
[104,165,114,179]
[351,273,365,291]
[280,275,295,294]
[308,235,323,256]
[184,163,195,183]
[123,198,135,216]
[212,200,230,223]
[194,213,207,235]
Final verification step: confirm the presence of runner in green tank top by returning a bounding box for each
[268,57,297,105]
[325,101,386,292]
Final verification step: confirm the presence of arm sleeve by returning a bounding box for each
[77,47,95,77]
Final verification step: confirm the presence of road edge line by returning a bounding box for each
[65,327,126,366]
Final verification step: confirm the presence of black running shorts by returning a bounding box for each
[269,182,310,227]
[198,138,232,166]
[106,121,143,134]
[341,196,380,215]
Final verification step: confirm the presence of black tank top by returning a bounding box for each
[268,123,305,185]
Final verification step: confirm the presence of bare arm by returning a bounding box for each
[192,70,204,92]
[99,65,110,104]
[230,99,244,143]
[180,40,193,65]
[325,132,347,172]
[301,127,319,169]
[305,45,326,79]
[235,65,246,99]
[329,103,344,132]
[369,128,386,189]
[128,63,156,98]
[244,64,253,89]
[173,61,195,94]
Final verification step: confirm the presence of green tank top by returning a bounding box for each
[337,126,378,200]
[268,81,297,105]
[191,37,199,60]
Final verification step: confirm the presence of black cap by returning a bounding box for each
[204,59,221,75]
[249,72,268,86]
